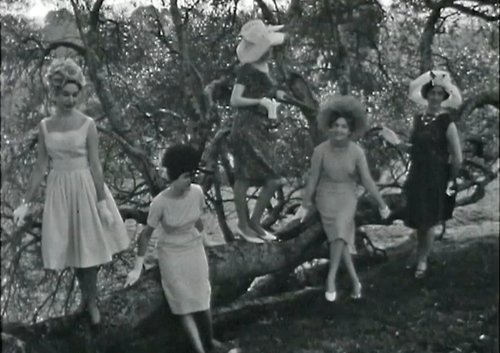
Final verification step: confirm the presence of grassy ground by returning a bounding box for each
[221,236,499,353]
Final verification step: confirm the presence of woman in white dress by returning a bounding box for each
[13,58,130,325]
[125,144,237,353]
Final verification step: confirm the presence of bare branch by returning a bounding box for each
[450,3,500,21]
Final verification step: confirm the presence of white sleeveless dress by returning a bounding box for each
[40,117,130,269]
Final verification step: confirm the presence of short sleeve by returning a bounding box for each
[146,196,163,228]
[194,184,206,212]
[235,64,252,87]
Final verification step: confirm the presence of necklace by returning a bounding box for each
[421,112,440,126]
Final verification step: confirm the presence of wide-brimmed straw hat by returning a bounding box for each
[317,95,367,136]
[236,19,285,64]
[408,70,462,109]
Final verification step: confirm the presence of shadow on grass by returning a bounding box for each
[223,236,499,353]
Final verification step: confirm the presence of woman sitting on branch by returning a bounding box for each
[295,96,391,302]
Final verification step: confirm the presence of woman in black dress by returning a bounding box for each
[381,70,463,278]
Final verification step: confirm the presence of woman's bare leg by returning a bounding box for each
[83,266,100,324]
[326,240,345,294]
[415,227,434,276]
[194,310,222,351]
[179,314,206,353]
[342,247,360,287]
[250,178,281,236]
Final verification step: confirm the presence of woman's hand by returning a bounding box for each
[276,90,287,101]
[446,181,457,196]
[379,204,391,220]
[97,200,114,227]
[13,203,30,226]
[259,98,278,120]
[379,126,401,146]
[125,256,144,287]
[294,205,313,223]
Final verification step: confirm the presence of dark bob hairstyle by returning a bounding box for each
[420,81,450,100]
[161,144,201,181]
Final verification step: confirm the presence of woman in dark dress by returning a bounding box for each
[381,70,463,279]
[229,19,288,243]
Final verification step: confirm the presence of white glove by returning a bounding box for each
[294,205,310,223]
[97,200,114,227]
[125,256,144,287]
[446,181,456,196]
[13,203,30,226]
[260,98,279,120]
[379,205,391,220]
[379,126,401,146]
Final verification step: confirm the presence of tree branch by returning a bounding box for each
[450,3,500,21]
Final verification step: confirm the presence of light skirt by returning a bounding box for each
[315,181,358,254]
[157,238,211,315]
[42,164,130,270]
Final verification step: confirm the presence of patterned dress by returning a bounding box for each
[147,184,211,315]
[40,117,130,270]
[404,112,454,229]
[230,63,281,186]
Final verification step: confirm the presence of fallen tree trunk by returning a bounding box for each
[1,219,327,353]
[2,164,496,352]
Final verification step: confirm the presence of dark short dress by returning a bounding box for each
[404,112,455,229]
[230,63,281,186]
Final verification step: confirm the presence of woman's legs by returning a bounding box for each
[76,266,100,324]
[75,268,87,312]
[250,178,281,236]
[233,179,262,241]
[341,247,362,297]
[179,313,206,353]
[194,310,222,351]
[326,239,345,295]
[415,227,434,277]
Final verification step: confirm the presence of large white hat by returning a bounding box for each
[236,19,285,64]
[408,70,462,109]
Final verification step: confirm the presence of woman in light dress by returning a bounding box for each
[13,57,130,324]
[296,96,390,302]
[125,144,239,353]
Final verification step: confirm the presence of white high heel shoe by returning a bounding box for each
[325,291,337,302]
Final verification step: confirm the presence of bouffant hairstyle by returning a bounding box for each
[316,96,367,136]
[324,111,356,132]
[161,144,201,181]
[45,58,86,94]
[421,81,450,100]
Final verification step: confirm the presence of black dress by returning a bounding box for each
[404,112,455,229]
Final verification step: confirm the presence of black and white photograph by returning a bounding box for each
[1,0,499,352]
